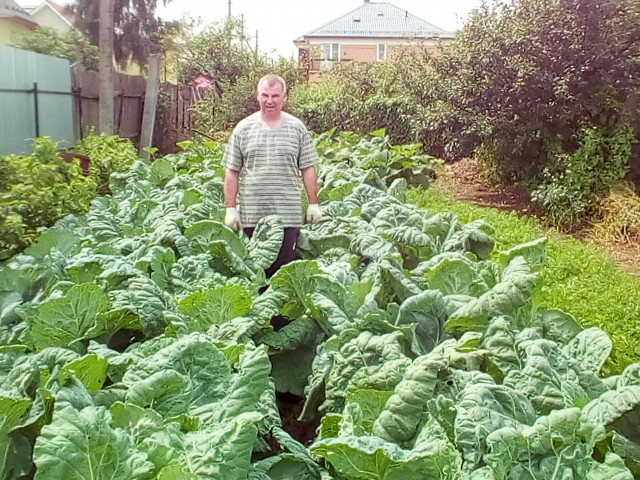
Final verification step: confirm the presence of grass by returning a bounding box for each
[408,186,640,376]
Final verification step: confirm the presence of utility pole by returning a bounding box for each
[228,0,231,17]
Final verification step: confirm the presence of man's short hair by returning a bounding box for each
[257,74,287,94]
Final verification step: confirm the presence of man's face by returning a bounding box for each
[257,82,286,116]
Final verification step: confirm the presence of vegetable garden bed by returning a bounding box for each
[1,132,639,479]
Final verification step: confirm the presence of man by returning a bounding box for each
[223,74,322,277]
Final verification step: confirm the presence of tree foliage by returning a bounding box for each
[430,0,640,180]
[288,48,439,147]
[72,0,172,69]
[13,26,98,70]
[287,0,640,226]
[174,18,305,134]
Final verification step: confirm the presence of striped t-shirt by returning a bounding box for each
[223,112,319,227]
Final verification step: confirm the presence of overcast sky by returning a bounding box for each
[156,0,483,58]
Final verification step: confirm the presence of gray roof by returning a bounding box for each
[0,0,37,25]
[301,2,453,39]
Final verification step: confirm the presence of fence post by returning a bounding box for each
[32,82,40,138]
[139,54,161,158]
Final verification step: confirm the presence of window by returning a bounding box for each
[377,44,386,61]
[321,43,339,61]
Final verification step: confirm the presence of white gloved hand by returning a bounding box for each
[306,204,322,224]
[224,207,242,230]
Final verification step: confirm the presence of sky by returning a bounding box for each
[156,0,483,58]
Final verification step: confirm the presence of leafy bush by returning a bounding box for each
[288,53,438,146]
[531,124,635,228]
[288,79,355,134]
[0,137,96,259]
[13,26,98,71]
[72,134,139,195]
[430,0,640,177]
[1,136,639,478]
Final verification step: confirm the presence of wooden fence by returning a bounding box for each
[71,66,202,154]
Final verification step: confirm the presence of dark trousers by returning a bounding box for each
[243,227,300,278]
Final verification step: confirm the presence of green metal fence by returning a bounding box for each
[0,45,74,155]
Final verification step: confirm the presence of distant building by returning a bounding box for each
[294,0,454,80]
[22,0,74,33]
[0,0,37,44]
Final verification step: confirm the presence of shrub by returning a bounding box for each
[72,134,139,195]
[430,0,640,180]
[288,51,440,146]
[531,123,635,228]
[0,138,96,259]
[13,26,98,71]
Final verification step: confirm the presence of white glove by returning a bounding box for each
[306,204,322,224]
[224,207,242,230]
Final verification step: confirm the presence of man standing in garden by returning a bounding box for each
[223,74,322,277]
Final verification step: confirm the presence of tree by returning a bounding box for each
[73,0,172,134]
[430,0,640,179]
[172,18,304,134]
[98,0,114,134]
[73,0,170,69]
[13,26,98,71]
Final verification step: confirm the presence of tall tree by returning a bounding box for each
[74,0,172,134]
[73,0,170,70]
[98,0,114,134]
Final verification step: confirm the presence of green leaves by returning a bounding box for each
[28,284,110,351]
[445,257,537,334]
[33,406,154,480]
[246,215,284,270]
[2,135,640,479]
[122,335,233,418]
[0,138,96,259]
[178,286,252,329]
[0,396,32,478]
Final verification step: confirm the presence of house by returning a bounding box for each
[21,0,74,33]
[294,0,454,80]
[0,0,37,44]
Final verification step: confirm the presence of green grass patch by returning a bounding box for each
[408,186,640,375]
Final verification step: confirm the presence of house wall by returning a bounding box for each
[341,44,376,62]
[300,36,452,81]
[30,7,71,33]
[302,36,450,61]
[0,18,36,44]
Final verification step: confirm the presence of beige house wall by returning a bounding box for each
[301,37,449,59]
[300,37,452,81]
[341,44,376,62]
[30,7,71,33]
[0,18,36,44]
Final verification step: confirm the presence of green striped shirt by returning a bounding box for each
[223,112,318,227]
